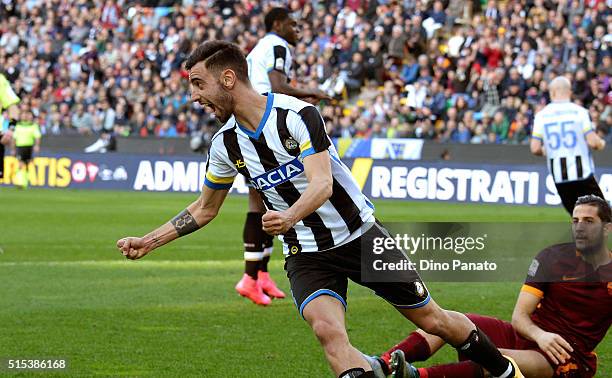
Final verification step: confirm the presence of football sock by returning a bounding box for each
[381,331,431,366]
[338,368,375,378]
[419,361,484,378]
[260,248,272,272]
[454,328,514,378]
[244,256,262,279]
[259,230,274,272]
[243,212,265,279]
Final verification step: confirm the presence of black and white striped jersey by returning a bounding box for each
[246,33,292,95]
[532,102,595,183]
[204,93,375,254]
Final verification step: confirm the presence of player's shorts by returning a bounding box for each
[554,175,604,214]
[459,314,597,378]
[285,222,430,319]
[16,146,33,163]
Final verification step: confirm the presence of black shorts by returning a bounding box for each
[16,146,33,163]
[285,222,430,319]
[555,175,604,214]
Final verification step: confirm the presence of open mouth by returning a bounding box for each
[201,101,216,113]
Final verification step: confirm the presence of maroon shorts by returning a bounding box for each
[460,314,597,378]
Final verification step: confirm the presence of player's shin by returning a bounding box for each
[255,221,285,298]
[244,251,263,278]
[242,212,265,279]
[259,232,274,272]
[454,328,520,378]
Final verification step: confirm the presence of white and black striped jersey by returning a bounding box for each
[204,93,375,254]
[532,102,595,183]
[246,33,292,94]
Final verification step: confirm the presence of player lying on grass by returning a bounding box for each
[379,195,611,378]
[116,40,523,378]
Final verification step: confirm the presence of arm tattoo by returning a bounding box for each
[171,209,200,237]
[150,233,163,249]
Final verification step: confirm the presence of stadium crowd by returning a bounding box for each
[0,0,610,148]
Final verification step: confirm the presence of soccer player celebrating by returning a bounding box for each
[236,7,332,306]
[531,76,607,214]
[384,195,611,378]
[116,41,522,378]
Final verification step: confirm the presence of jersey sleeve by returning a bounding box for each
[580,108,594,135]
[0,75,20,110]
[203,135,237,190]
[267,45,290,76]
[531,113,543,141]
[522,248,552,298]
[288,106,331,159]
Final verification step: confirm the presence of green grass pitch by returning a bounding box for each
[0,188,609,376]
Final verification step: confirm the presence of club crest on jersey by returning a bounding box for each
[414,282,426,297]
[284,137,298,151]
[249,157,304,190]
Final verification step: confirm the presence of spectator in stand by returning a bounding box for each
[0,0,608,146]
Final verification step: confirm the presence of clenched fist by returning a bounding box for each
[116,237,150,260]
[262,210,296,236]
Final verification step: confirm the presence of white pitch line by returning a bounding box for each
[0,260,266,268]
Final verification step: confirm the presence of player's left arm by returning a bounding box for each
[262,106,333,235]
[262,151,332,235]
[580,109,605,150]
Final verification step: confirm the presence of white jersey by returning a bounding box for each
[204,93,375,254]
[532,102,595,183]
[246,33,292,94]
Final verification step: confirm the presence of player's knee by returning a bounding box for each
[418,309,451,337]
[311,317,348,350]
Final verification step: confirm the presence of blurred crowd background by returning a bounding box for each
[0,0,610,151]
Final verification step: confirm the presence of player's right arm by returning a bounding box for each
[530,113,545,156]
[116,133,237,260]
[0,74,20,144]
[0,74,20,121]
[116,186,229,260]
[582,109,606,151]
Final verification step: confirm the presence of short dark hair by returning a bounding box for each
[575,195,612,222]
[184,41,248,82]
[265,7,290,33]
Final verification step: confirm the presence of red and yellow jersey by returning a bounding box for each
[522,243,612,366]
